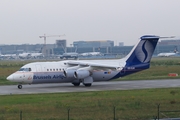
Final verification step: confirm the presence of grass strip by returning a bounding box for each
[0,88,180,120]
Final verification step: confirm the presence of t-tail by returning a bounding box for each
[119,35,160,77]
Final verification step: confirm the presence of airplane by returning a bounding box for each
[59,44,79,59]
[7,35,164,89]
[18,53,31,59]
[18,52,44,59]
[80,52,103,56]
[157,46,179,57]
[0,54,17,60]
[60,52,79,59]
[30,53,44,59]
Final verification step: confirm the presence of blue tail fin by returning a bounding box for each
[124,35,159,67]
[111,35,160,79]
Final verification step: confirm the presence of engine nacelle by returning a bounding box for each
[63,66,81,78]
[63,69,76,78]
[74,70,90,79]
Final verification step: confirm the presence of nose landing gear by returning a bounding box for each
[18,85,22,89]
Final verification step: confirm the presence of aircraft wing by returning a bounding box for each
[66,61,122,71]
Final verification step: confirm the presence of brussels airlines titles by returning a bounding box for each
[33,75,65,80]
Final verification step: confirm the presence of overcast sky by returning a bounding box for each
[1,0,180,46]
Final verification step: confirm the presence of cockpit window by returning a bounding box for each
[18,68,32,72]
[19,68,24,71]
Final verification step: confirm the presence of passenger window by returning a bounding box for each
[29,68,31,71]
[56,69,58,71]
[47,69,49,71]
[53,69,55,71]
[50,69,52,71]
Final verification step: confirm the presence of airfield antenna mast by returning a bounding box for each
[39,34,65,57]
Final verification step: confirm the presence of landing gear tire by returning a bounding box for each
[83,83,92,87]
[18,85,22,89]
[72,82,80,86]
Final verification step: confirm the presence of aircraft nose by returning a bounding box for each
[7,74,14,81]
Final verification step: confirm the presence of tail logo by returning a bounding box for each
[135,40,154,63]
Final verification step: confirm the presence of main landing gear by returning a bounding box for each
[18,84,22,89]
[72,82,92,87]
[83,83,92,87]
[72,82,81,86]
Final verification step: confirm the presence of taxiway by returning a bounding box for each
[0,79,180,95]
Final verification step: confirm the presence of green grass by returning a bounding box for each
[0,88,180,120]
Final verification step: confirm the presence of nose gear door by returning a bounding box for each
[35,65,42,72]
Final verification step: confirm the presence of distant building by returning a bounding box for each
[56,39,67,48]
[73,40,114,48]
[155,39,180,54]
[2,38,180,56]
[119,42,124,46]
[0,44,54,54]
[158,39,180,46]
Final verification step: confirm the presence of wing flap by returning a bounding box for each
[66,61,122,71]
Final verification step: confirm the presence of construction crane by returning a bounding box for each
[39,34,65,57]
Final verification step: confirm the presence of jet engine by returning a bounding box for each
[63,69,76,78]
[74,70,90,79]
[63,66,81,78]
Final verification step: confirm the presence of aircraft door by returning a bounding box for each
[120,67,126,75]
[20,70,26,81]
[19,72,26,81]
[35,65,42,72]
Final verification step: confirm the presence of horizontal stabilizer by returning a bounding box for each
[140,35,175,40]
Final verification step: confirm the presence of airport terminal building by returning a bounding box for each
[1,38,180,58]
[73,40,114,48]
